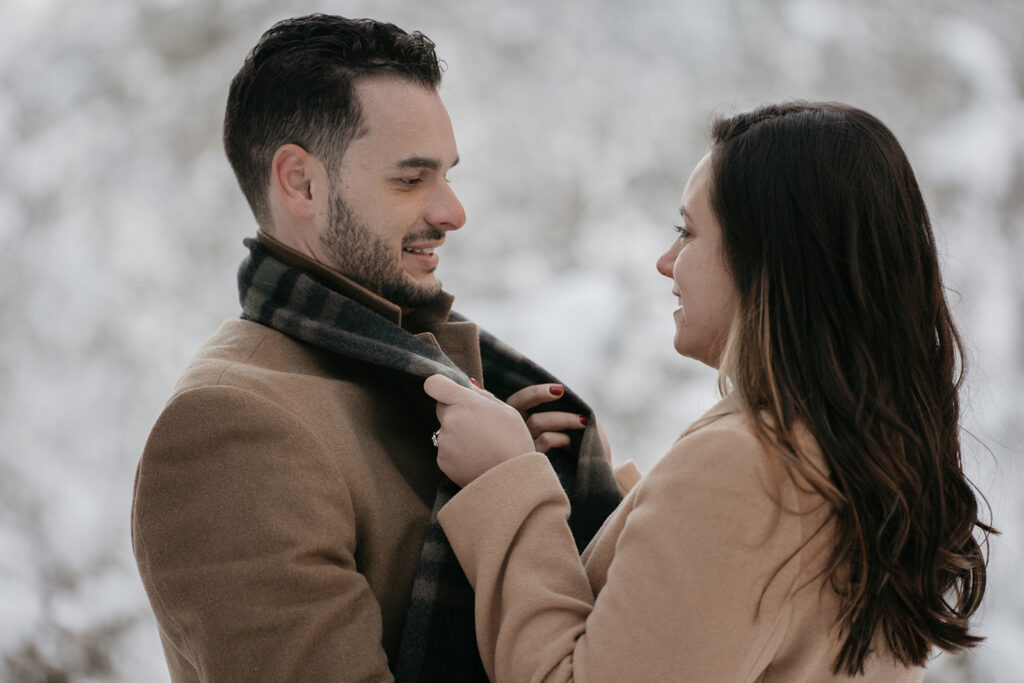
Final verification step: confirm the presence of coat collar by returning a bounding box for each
[254,230,481,379]
[255,230,456,330]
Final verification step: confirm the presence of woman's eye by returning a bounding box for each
[673,224,691,240]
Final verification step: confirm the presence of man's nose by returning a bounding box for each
[426,182,466,232]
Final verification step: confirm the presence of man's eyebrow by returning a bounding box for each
[395,156,460,171]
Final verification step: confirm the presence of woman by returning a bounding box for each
[424,102,991,681]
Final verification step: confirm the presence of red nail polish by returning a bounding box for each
[549,385,564,396]
[579,416,589,425]
[469,378,481,388]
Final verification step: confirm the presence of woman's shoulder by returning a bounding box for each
[662,398,767,469]
[643,396,826,507]
[622,399,832,579]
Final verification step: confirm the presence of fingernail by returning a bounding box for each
[470,378,481,388]
[549,385,564,396]
[579,416,589,425]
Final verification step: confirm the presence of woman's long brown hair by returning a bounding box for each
[708,102,992,674]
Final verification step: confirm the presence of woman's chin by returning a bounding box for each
[673,341,721,371]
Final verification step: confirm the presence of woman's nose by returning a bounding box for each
[656,239,680,278]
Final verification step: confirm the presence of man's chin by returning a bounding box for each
[383,276,444,308]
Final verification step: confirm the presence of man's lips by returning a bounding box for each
[402,242,442,270]
[402,236,444,254]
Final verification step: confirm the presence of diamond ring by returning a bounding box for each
[431,429,441,447]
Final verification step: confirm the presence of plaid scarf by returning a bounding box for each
[238,238,623,682]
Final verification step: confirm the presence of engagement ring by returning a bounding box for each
[431,429,440,447]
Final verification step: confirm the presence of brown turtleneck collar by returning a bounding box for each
[255,230,483,381]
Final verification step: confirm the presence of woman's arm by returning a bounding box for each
[438,425,806,682]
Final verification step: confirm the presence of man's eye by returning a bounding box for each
[399,177,422,185]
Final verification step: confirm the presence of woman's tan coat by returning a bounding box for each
[439,400,925,682]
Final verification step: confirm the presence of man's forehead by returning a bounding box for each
[346,78,458,168]
[353,76,442,120]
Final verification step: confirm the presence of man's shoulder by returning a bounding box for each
[177,318,299,378]
[146,319,412,456]
[169,319,376,404]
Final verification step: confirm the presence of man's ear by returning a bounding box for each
[270,144,325,219]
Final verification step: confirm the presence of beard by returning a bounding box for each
[320,192,444,308]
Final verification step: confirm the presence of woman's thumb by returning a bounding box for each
[423,374,469,405]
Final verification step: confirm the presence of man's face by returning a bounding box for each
[319,76,466,307]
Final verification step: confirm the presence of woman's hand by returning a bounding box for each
[505,383,588,453]
[424,375,536,487]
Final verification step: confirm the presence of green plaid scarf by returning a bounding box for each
[238,238,622,682]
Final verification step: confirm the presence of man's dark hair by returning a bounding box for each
[223,14,443,227]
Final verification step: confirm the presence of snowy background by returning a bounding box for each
[1,0,1021,680]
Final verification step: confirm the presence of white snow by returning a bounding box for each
[0,0,1020,680]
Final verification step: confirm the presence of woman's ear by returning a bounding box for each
[270,144,325,219]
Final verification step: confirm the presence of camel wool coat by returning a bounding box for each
[438,399,926,682]
[132,241,483,681]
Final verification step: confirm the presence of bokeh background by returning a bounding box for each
[1,0,1021,680]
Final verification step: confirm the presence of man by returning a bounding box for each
[132,14,622,682]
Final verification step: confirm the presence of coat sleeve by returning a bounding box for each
[613,460,643,494]
[438,426,804,683]
[131,383,394,682]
